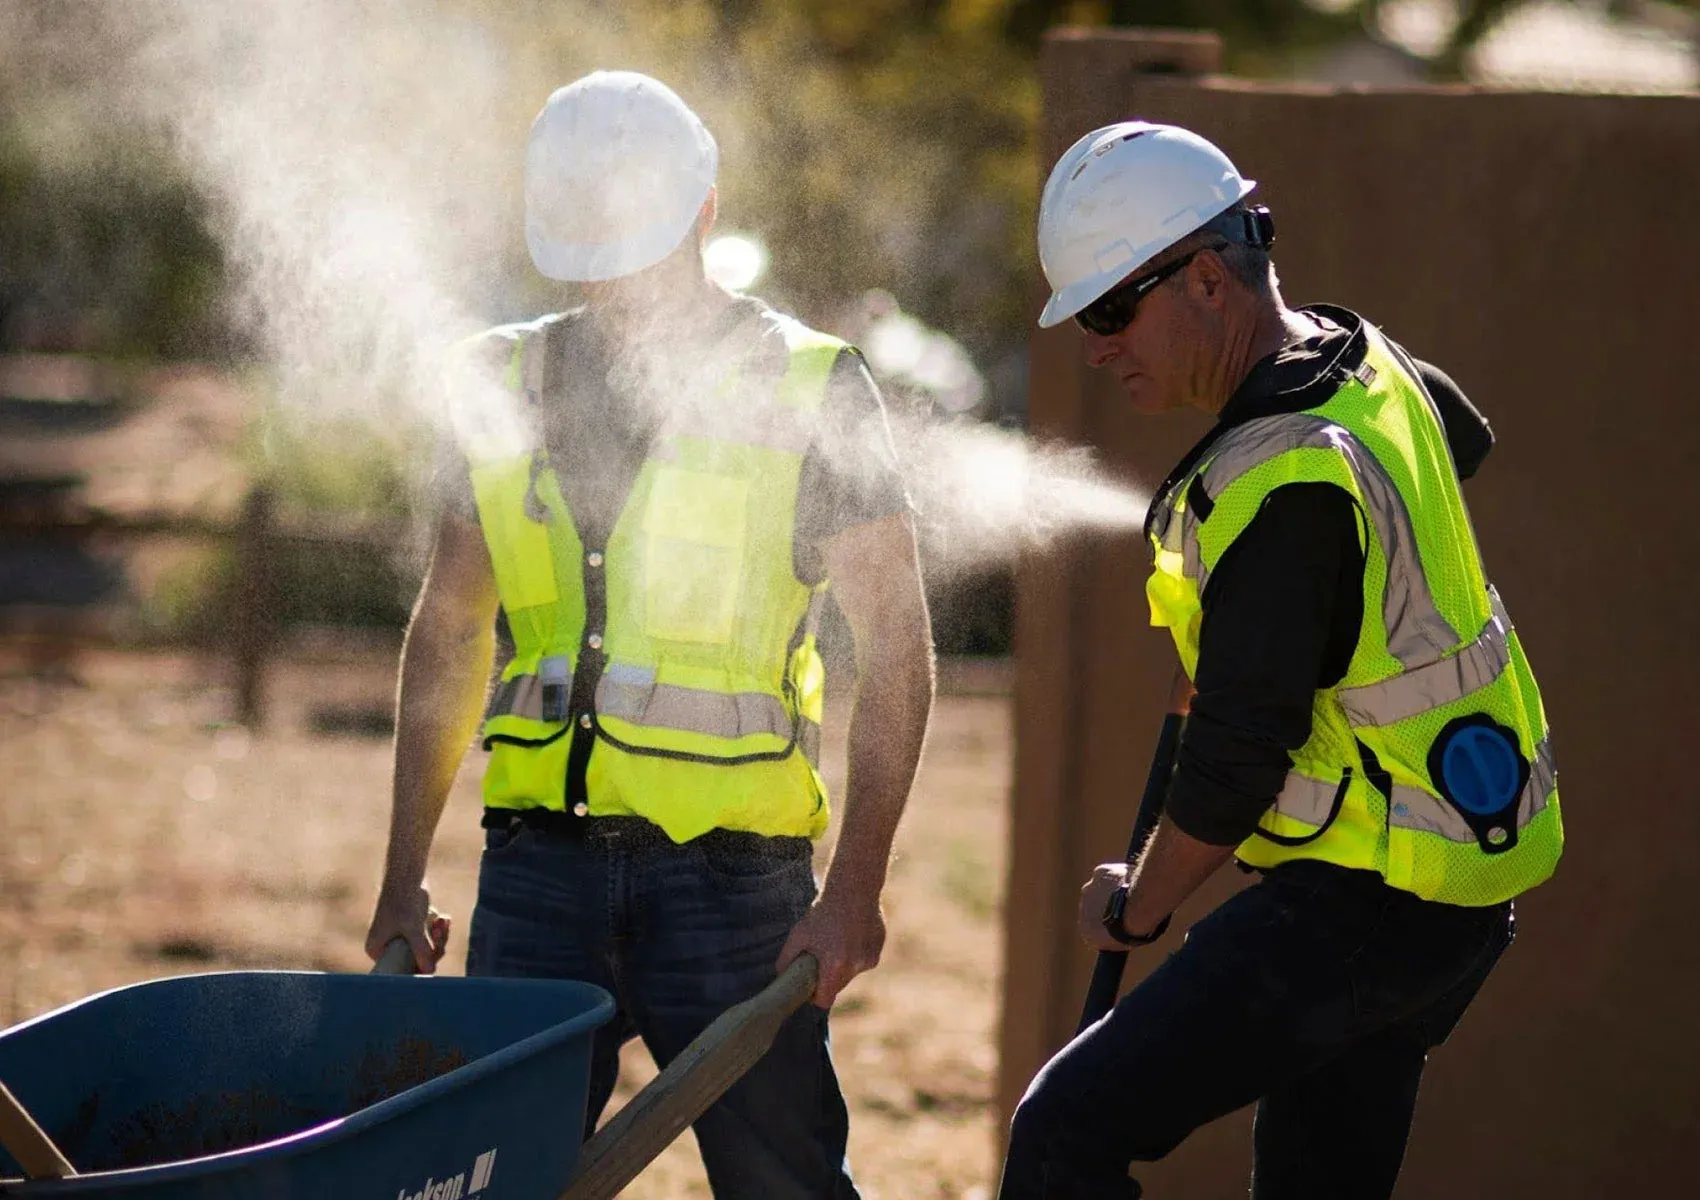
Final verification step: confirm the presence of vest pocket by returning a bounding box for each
[640,467,750,645]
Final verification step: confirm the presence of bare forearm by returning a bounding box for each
[1121,815,1238,936]
[382,616,493,891]
[823,654,934,905]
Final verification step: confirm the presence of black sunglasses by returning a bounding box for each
[1073,249,1204,338]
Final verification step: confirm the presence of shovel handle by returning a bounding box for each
[1076,669,1193,1034]
[559,953,821,1200]
[0,1079,76,1179]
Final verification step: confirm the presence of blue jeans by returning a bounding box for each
[999,861,1515,1200]
[465,816,859,1199]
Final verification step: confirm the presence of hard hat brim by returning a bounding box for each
[1035,178,1256,329]
[527,180,713,283]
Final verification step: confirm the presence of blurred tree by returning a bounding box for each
[2,0,1692,372]
[445,0,1700,412]
[1,0,1689,649]
[0,129,230,359]
[0,1,233,359]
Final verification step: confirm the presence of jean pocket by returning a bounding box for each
[699,839,814,896]
[1410,903,1516,1047]
[1348,898,1512,1036]
[484,822,533,857]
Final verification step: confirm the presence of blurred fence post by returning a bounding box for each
[233,485,276,728]
[998,22,1223,1162]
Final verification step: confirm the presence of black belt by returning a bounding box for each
[481,808,810,858]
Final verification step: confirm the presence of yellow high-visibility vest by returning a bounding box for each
[461,309,842,843]
[1146,319,1561,905]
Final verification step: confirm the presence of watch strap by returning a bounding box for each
[1102,884,1172,947]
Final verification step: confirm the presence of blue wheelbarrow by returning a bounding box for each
[0,944,818,1200]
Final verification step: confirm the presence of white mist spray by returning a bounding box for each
[78,0,1149,573]
[106,0,536,459]
[898,418,1147,581]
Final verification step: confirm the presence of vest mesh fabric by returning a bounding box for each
[1146,323,1561,905]
[460,311,845,842]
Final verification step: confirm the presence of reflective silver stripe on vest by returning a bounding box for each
[1517,733,1557,828]
[1338,588,1513,728]
[1387,786,1468,841]
[486,671,563,722]
[594,662,807,755]
[1387,734,1556,842]
[1271,770,1340,826]
[1155,501,1184,553]
[1190,510,1215,599]
[1201,415,1459,667]
[485,665,810,761]
[1181,506,1204,585]
[1149,485,1208,595]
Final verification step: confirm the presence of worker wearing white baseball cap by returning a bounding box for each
[369,71,934,1198]
[998,122,1559,1199]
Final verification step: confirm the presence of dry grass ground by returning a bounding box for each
[0,646,1012,1198]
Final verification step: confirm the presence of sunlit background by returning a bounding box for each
[0,2,1693,1196]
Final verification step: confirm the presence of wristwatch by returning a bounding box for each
[1102,883,1172,947]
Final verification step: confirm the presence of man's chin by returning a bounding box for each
[1119,376,1174,415]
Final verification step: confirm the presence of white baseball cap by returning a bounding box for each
[524,71,719,283]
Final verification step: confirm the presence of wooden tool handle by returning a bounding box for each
[559,953,821,1200]
[0,1079,75,1179]
[371,935,417,975]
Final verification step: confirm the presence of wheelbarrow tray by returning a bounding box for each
[0,971,614,1199]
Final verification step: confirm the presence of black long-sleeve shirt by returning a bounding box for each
[1159,306,1494,846]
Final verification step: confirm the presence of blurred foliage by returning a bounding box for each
[3,0,1690,650]
[137,547,227,640]
[6,0,1676,369]
[237,403,424,635]
[139,390,424,644]
[0,126,230,359]
[249,409,420,521]
[261,541,415,630]
[146,538,413,645]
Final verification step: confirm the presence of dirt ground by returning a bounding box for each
[0,645,1013,1198]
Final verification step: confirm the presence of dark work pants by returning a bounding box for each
[998,861,1515,1200]
[466,819,859,1199]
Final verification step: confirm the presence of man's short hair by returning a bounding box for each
[1174,202,1275,295]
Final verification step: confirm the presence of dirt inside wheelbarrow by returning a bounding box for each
[92,1037,468,1171]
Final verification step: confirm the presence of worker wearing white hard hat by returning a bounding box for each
[522,71,720,283]
[369,70,933,1198]
[998,122,1560,1199]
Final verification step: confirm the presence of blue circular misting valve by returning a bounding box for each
[1439,724,1522,815]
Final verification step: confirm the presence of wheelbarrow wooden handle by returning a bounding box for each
[371,936,417,976]
[0,1078,76,1179]
[559,953,821,1200]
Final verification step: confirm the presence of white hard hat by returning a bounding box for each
[1036,122,1256,328]
[525,71,719,283]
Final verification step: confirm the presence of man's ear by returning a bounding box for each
[1190,247,1232,306]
